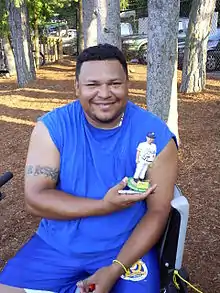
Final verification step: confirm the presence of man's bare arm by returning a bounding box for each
[24,122,111,219]
[25,121,153,220]
[111,139,178,273]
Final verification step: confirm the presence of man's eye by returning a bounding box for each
[111,82,122,86]
[87,84,96,87]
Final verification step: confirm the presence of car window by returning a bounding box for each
[121,23,133,36]
[209,30,220,41]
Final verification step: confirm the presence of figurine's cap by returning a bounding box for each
[147,132,156,139]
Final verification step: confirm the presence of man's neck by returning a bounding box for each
[85,113,125,130]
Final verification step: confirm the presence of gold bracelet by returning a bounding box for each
[112,259,129,275]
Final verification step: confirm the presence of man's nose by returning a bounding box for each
[98,84,111,99]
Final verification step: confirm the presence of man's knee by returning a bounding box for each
[0,284,25,293]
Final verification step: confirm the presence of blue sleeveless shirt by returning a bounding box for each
[37,101,176,255]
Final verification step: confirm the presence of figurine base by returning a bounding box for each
[127,177,150,193]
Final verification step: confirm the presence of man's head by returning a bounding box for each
[146,132,156,144]
[75,44,129,128]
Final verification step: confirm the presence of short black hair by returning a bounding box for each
[75,43,128,80]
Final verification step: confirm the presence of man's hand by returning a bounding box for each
[77,264,123,293]
[102,177,157,213]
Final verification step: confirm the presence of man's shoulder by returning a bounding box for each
[39,100,80,122]
[51,100,79,116]
[128,102,164,125]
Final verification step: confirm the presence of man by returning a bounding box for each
[0,44,178,293]
[133,132,157,183]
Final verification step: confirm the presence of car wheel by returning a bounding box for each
[138,44,148,64]
[206,53,216,71]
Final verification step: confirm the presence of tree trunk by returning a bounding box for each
[180,0,216,93]
[78,0,85,53]
[96,0,121,49]
[147,0,180,140]
[82,0,97,48]
[2,36,16,76]
[6,0,36,88]
[82,0,121,49]
[34,15,40,69]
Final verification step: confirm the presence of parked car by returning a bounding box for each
[206,29,220,71]
[122,33,148,63]
[178,29,220,71]
[122,19,189,64]
[122,32,187,64]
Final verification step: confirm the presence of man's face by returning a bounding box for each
[76,60,128,128]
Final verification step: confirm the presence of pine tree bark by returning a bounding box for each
[82,0,121,49]
[6,0,36,87]
[147,0,180,140]
[2,36,16,76]
[82,0,97,48]
[180,0,216,93]
[34,16,40,69]
[96,0,121,49]
[78,0,84,53]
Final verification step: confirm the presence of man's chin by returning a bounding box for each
[95,115,116,124]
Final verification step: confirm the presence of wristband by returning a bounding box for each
[112,259,129,275]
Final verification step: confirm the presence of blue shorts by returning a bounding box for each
[0,234,160,293]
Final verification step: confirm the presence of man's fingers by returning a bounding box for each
[145,184,157,194]
[115,177,128,190]
[77,277,95,293]
[121,184,157,202]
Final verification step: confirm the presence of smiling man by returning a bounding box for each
[0,44,178,293]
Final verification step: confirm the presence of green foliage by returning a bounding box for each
[55,0,78,28]
[127,0,147,10]
[0,0,9,36]
[120,0,129,10]
[0,0,78,37]
[27,0,78,27]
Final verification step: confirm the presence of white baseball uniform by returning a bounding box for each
[134,141,157,180]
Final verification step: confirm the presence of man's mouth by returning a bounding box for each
[93,102,116,110]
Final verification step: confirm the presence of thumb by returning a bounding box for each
[77,275,96,292]
[116,177,128,190]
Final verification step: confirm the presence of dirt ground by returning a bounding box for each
[0,58,219,292]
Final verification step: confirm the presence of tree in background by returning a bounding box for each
[0,0,16,75]
[96,0,121,49]
[147,0,180,140]
[5,0,36,87]
[82,0,97,47]
[27,0,78,68]
[78,0,84,53]
[180,0,217,93]
[83,0,121,49]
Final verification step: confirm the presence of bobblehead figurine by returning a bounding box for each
[127,132,157,193]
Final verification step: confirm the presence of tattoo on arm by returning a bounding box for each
[25,165,59,181]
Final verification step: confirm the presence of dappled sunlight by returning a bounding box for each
[0,95,71,111]
[129,88,146,95]
[129,92,146,98]
[0,115,35,126]
[0,88,74,96]
[179,90,220,102]
[134,102,147,109]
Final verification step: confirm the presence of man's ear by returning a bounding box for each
[75,79,79,96]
